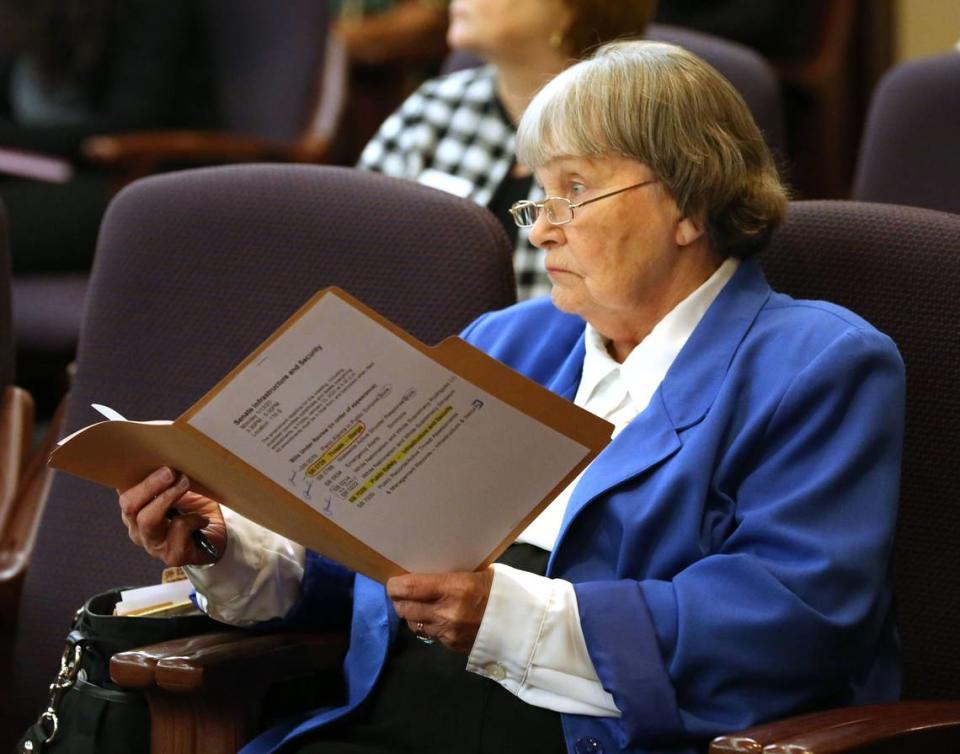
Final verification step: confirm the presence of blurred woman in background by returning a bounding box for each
[358,0,656,300]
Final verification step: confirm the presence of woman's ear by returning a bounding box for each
[675,214,707,247]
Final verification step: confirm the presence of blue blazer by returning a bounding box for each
[244,260,904,754]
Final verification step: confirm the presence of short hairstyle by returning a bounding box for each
[516,40,788,258]
[560,0,657,59]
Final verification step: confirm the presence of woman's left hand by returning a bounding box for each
[386,567,495,654]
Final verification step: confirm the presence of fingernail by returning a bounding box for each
[177,473,190,489]
[156,467,174,484]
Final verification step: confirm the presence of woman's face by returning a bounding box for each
[529,154,713,351]
[448,0,572,59]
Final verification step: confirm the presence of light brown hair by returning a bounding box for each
[517,40,788,258]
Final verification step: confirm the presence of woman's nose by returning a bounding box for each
[528,212,563,249]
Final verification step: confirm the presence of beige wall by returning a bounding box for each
[896,0,960,60]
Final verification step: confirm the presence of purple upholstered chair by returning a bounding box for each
[2,164,514,753]
[85,0,342,175]
[712,201,960,753]
[441,24,785,155]
[853,53,960,214]
[205,0,334,143]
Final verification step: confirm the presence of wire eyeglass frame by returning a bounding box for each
[509,179,658,228]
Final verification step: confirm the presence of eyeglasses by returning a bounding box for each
[509,180,658,228]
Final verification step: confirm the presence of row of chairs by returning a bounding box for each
[13,24,960,430]
[1,163,959,752]
[13,19,781,353]
[0,21,794,421]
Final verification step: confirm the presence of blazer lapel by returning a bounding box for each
[545,330,587,400]
[552,260,772,553]
[555,390,681,546]
[659,258,772,430]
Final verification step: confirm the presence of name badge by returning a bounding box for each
[417,169,474,199]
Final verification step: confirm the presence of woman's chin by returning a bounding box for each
[447,26,476,52]
[549,287,583,317]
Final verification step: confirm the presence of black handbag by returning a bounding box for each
[17,588,221,754]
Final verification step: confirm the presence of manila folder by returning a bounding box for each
[50,288,613,583]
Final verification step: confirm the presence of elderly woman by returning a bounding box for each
[118,42,903,754]
[358,0,656,300]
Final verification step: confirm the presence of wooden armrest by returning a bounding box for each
[0,388,67,630]
[111,628,348,693]
[0,385,34,529]
[82,131,330,188]
[711,701,960,753]
[111,629,348,754]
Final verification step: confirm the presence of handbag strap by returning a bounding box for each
[30,605,87,747]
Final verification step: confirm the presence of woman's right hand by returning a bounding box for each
[117,467,226,567]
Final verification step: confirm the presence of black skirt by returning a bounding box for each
[290,543,565,754]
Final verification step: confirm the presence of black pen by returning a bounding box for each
[165,506,221,560]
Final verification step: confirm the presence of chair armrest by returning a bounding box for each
[111,628,348,693]
[0,385,34,531]
[110,629,348,754]
[0,385,34,629]
[82,130,330,187]
[710,701,960,753]
[0,388,62,629]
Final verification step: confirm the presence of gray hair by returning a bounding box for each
[515,40,788,257]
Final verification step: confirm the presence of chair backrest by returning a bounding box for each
[10,164,516,727]
[852,52,960,214]
[644,24,785,154]
[202,0,331,142]
[760,200,960,700]
[441,25,784,155]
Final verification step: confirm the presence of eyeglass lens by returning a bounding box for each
[513,198,574,228]
[544,198,573,224]
[513,203,539,227]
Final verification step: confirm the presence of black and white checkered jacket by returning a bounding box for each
[357,65,549,301]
